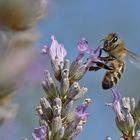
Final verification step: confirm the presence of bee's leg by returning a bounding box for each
[99,55,115,63]
[98,48,103,57]
[89,66,101,71]
[89,62,114,71]
[96,61,114,70]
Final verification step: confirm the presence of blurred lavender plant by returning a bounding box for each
[0,0,48,31]
[31,35,102,140]
[106,89,140,140]
[0,0,48,125]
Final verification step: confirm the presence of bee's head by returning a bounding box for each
[103,33,121,52]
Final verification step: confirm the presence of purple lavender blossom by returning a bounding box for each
[77,38,89,54]
[75,99,91,125]
[42,35,67,64]
[32,126,46,140]
[106,88,125,121]
[106,89,140,139]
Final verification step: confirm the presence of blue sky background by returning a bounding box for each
[1,0,140,140]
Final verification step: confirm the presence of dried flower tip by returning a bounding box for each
[36,105,43,116]
[84,98,92,104]
[21,138,28,140]
[105,136,112,140]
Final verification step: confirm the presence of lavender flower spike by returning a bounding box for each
[42,35,67,80]
[42,35,67,64]
[32,126,46,140]
[106,88,125,121]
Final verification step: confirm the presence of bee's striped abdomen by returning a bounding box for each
[102,60,125,89]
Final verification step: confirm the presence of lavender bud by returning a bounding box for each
[42,70,58,98]
[36,105,43,116]
[115,118,130,136]
[135,118,140,132]
[69,59,82,80]
[53,98,62,108]
[121,97,131,112]
[74,87,88,100]
[64,120,76,139]
[69,64,87,82]
[64,59,70,70]
[62,100,74,117]
[132,100,140,121]
[64,82,80,105]
[52,98,62,117]
[40,97,53,121]
[74,65,88,80]
[126,113,134,128]
[39,118,49,128]
[52,127,65,140]
[51,60,61,80]
[51,116,62,135]
[133,130,140,140]
[130,98,136,112]
[61,69,69,96]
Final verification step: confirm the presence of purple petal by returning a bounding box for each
[106,89,124,121]
[76,103,88,113]
[77,38,89,54]
[42,45,49,54]
[75,103,89,124]
[43,35,67,64]
[111,88,121,102]
[32,126,46,140]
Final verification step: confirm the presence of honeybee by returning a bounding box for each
[89,33,140,89]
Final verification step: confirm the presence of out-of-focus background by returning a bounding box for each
[0,0,140,140]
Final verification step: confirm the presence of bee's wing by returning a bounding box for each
[127,49,140,69]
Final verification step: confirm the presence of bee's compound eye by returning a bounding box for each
[112,37,118,43]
